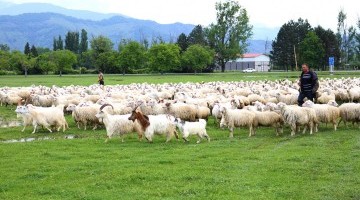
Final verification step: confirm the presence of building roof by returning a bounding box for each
[241,53,263,58]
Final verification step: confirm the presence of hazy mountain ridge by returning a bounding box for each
[0,1,277,53]
[0,1,121,21]
[0,12,195,50]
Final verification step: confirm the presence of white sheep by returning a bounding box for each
[128,110,178,143]
[316,88,335,104]
[275,93,298,105]
[220,107,256,137]
[15,105,33,132]
[65,103,101,130]
[302,100,340,131]
[195,105,211,121]
[95,104,143,142]
[338,103,360,128]
[279,105,317,136]
[348,87,360,103]
[175,118,210,143]
[253,111,284,136]
[164,102,197,122]
[31,94,54,107]
[19,104,68,134]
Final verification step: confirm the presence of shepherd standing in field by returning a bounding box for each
[98,70,104,89]
[298,63,319,106]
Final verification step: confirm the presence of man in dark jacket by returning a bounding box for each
[298,63,319,106]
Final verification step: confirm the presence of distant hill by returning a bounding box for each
[0,13,195,50]
[0,1,121,21]
[0,1,276,53]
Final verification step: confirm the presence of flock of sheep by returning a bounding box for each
[1,76,360,143]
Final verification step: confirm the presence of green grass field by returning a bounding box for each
[1,71,360,87]
[1,72,360,199]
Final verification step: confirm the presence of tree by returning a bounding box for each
[65,31,80,53]
[176,33,188,53]
[270,18,312,71]
[188,25,207,46]
[50,50,77,76]
[36,47,51,55]
[30,45,38,57]
[90,35,114,72]
[118,41,147,75]
[95,51,119,73]
[337,9,357,68]
[0,44,10,52]
[79,51,93,69]
[37,52,56,74]
[356,19,360,66]
[182,44,214,73]
[53,35,64,51]
[24,42,31,57]
[10,51,32,77]
[0,51,11,71]
[314,26,341,70]
[205,0,253,72]
[79,29,88,54]
[148,43,181,74]
[299,31,325,70]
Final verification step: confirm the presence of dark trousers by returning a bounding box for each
[298,91,314,106]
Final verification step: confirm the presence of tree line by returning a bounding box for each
[0,0,251,76]
[1,2,359,76]
[271,9,360,71]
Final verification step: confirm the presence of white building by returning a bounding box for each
[225,53,271,72]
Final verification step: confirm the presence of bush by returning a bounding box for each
[0,70,18,75]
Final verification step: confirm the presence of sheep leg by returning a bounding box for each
[229,127,234,138]
[196,134,203,144]
[21,125,26,132]
[203,130,210,142]
[275,127,279,136]
[174,130,179,140]
[309,122,314,135]
[92,124,97,130]
[165,136,171,143]
[120,135,124,143]
[302,125,308,134]
[315,123,319,133]
[249,126,253,137]
[45,125,52,133]
[145,134,153,143]
[31,123,38,134]
[182,137,189,142]
[291,124,296,136]
[333,121,337,131]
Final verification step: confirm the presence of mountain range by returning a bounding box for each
[0,1,278,53]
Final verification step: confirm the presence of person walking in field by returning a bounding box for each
[98,70,104,88]
[298,63,319,106]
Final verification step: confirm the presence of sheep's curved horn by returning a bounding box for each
[132,105,139,112]
[100,104,114,111]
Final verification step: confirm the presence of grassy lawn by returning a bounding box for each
[1,72,360,199]
[0,71,360,87]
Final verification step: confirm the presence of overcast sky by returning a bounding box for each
[5,0,360,30]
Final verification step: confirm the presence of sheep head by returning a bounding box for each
[100,104,114,114]
[302,100,314,107]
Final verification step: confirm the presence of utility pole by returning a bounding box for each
[294,45,298,71]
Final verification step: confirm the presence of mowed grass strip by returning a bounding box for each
[1,72,360,199]
[0,71,360,87]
